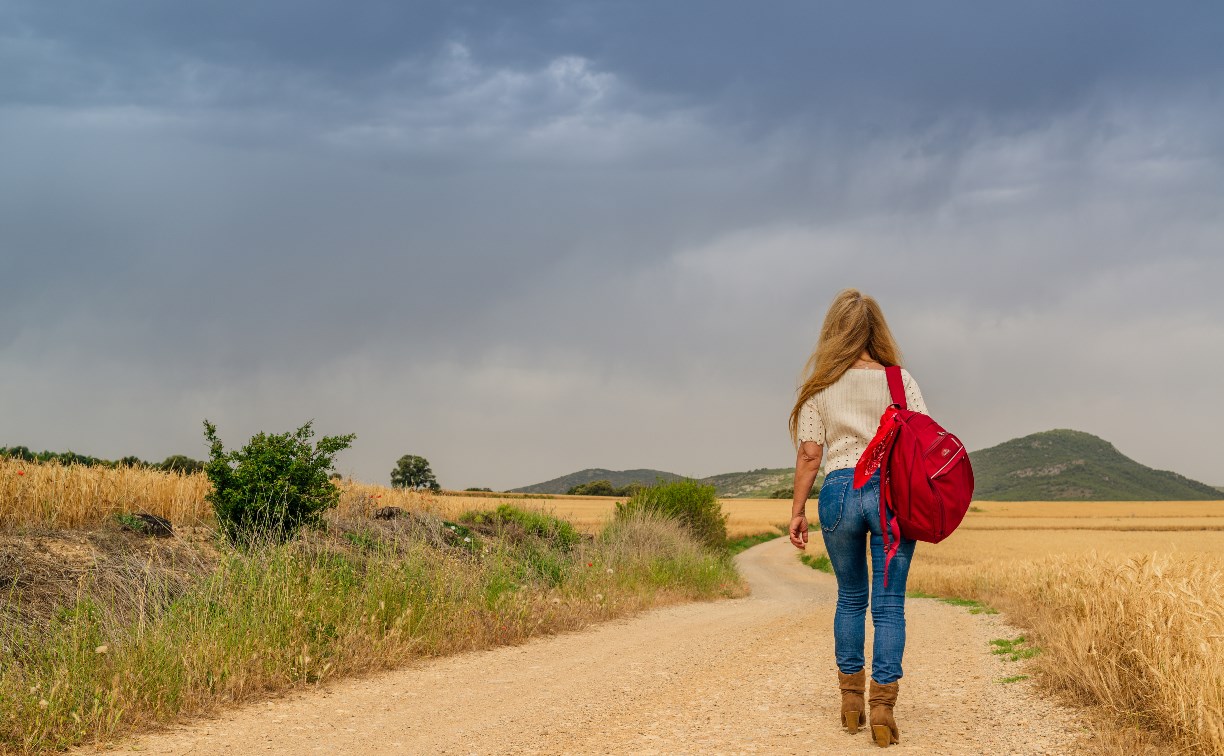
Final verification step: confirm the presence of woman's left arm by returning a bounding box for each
[790,441,823,549]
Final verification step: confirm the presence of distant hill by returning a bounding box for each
[699,467,796,498]
[510,466,794,497]
[970,429,1220,501]
[510,468,682,494]
[514,430,1220,501]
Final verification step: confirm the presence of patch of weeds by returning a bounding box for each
[726,527,784,555]
[997,674,1030,684]
[968,505,985,513]
[442,520,475,539]
[938,596,998,615]
[113,512,145,531]
[906,590,998,614]
[990,636,1041,661]
[799,553,833,574]
[441,520,481,552]
[342,530,380,553]
[458,506,577,552]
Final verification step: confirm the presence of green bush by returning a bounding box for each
[203,420,355,545]
[615,479,727,547]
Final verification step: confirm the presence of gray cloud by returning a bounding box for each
[1,2,1222,488]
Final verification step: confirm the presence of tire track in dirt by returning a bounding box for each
[90,537,1085,755]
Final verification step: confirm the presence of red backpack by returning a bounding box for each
[853,366,974,585]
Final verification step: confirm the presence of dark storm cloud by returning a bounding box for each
[8,2,1223,120]
[1,1,1222,488]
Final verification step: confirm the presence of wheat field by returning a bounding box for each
[0,458,789,536]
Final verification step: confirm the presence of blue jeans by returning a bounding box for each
[817,467,916,684]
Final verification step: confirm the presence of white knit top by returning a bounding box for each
[797,368,928,473]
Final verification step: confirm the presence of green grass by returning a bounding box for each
[725,528,784,556]
[996,674,1030,684]
[0,512,737,754]
[907,590,998,615]
[990,635,1041,661]
[799,553,833,573]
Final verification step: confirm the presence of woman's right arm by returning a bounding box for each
[790,440,823,549]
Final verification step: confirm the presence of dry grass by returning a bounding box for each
[800,498,1224,755]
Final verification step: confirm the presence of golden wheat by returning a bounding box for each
[869,504,1224,755]
[905,553,1224,755]
[0,458,212,529]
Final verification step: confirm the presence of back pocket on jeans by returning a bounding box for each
[817,477,850,533]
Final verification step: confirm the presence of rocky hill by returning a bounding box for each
[697,467,796,498]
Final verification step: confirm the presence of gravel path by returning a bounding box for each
[92,537,1085,755]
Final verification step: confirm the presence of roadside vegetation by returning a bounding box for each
[0,437,742,754]
[616,478,727,547]
[799,552,832,573]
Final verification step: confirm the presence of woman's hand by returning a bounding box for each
[790,440,821,550]
[789,514,809,549]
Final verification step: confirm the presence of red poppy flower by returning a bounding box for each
[587,562,593,567]
[16,471,24,476]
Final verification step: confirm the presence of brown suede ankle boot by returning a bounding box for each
[868,678,901,747]
[837,669,866,733]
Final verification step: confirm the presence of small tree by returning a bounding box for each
[568,479,617,496]
[391,454,440,491]
[204,420,355,545]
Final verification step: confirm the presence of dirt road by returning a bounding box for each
[96,537,1083,755]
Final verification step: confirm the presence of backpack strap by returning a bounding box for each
[881,365,906,587]
[885,365,907,410]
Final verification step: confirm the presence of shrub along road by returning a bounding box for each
[92,538,1083,755]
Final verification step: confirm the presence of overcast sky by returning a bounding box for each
[2,1,1222,489]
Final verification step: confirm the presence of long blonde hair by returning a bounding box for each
[789,288,903,445]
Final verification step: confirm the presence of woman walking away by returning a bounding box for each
[787,288,928,748]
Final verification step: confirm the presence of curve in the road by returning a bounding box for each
[91,537,1083,755]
